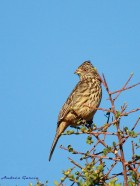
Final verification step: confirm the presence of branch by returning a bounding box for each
[110,82,140,95]
[102,74,116,115]
[68,157,82,169]
[131,117,140,131]
[121,108,140,116]
[113,73,134,101]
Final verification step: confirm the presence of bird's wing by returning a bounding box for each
[57,80,83,126]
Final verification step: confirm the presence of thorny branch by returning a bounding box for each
[113,73,134,101]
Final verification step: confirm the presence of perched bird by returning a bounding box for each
[49,61,102,161]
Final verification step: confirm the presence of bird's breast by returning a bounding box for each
[72,78,102,121]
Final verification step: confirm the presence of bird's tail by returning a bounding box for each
[49,121,68,161]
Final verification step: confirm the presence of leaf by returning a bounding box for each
[54,181,59,186]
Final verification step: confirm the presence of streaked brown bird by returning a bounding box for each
[49,61,102,161]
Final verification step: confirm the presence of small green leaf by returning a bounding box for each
[68,145,74,152]
[54,180,59,186]
[86,136,94,144]
[66,130,74,135]
[115,111,121,118]
[113,141,116,146]
[60,177,65,182]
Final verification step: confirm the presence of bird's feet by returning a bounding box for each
[85,120,93,129]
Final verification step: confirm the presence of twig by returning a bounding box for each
[121,108,140,116]
[131,141,135,169]
[60,145,120,162]
[89,154,121,162]
[97,107,113,113]
[104,161,117,180]
[102,74,116,115]
[68,157,82,169]
[113,73,134,101]
[66,131,118,136]
[116,121,128,185]
[131,117,140,131]
[110,82,140,95]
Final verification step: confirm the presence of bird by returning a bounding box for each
[49,61,102,161]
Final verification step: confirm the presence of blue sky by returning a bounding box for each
[0,1,140,185]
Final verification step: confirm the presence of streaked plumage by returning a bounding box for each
[49,61,102,161]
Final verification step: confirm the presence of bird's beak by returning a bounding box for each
[74,69,80,74]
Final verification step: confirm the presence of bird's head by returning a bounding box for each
[74,61,100,81]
